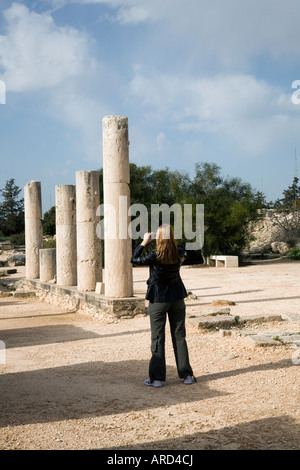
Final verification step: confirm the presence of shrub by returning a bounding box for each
[9,232,25,246]
[286,248,300,260]
[43,239,56,248]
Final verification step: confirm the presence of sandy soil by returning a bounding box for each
[0,260,299,450]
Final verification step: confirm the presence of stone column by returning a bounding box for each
[76,170,102,291]
[24,180,43,279]
[39,248,56,282]
[55,185,77,286]
[102,115,133,298]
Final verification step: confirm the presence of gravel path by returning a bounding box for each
[0,260,299,450]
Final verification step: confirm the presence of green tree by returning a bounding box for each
[271,177,300,243]
[42,206,56,236]
[129,163,153,206]
[0,178,24,236]
[99,162,264,261]
[275,177,300,210]
[190,163,264,258]
[129,164,190,250]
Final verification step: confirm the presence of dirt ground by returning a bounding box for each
[0,260,299,450]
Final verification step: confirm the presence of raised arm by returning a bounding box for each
[131,232,156,266]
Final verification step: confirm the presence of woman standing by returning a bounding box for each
[131,224,196,388]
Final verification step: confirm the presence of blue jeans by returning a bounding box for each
[148,299,193,381]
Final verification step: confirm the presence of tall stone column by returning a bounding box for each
[76,170,102,291]
[24,180,43,279]
[55,185,77,286]
[102,115,133,298]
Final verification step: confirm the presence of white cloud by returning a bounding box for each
[0,3,95,92]
[129,71,299,157]
[3,1,300,165]
[49,82,104,161]
[116,6,152,24]
[40,0,300,63]
[156,131,171,154]
[0,3,107,162]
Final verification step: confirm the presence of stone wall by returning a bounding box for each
[247,209,300,254]
[0,242,25,267]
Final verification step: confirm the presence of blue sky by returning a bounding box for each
[1,0,300,214]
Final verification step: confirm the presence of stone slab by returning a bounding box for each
[242,333,300,348]
[0,291,13,297]
[220,329,300,348]
[211,300,236,306]
[239,314,283,323]
[0,289,36,298]
[0,268,17,275]
[13,290,36,298]
[187,315,238,331]
[187,313,283,331]
[187,307,230,318]
[243,335,280,348]
[278,334,300,343]
[281,312,300,322]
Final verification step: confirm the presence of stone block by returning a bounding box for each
[219,329,233,337]
[243,335,280,348]
[211,300,236,306]
[187,315,237,331]
[104,297,146,318]
[0,268,17,277]
[209,255,239,267]
[240,314,283,324]
[271,241,290,254]
[0,291,13,297]
[0,241,13,250]
[96,282,105,294]
[13,290,36,298]
[279,334,300,343]
[281,312,300,322]
[188,307,230,318]
[187,312,284,333]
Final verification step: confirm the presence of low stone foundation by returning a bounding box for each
[24,279,146,320]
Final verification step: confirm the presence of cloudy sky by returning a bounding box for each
[1,0,300,213]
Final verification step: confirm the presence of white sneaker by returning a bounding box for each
[144,378,164,388]
[183,375,196,385]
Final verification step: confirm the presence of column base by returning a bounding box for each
[24,279,146,319]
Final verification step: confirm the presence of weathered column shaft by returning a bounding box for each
[24,180,43,279]
[55,185,77,286]
[102,115,133,298]
[39,248,56,282]
[76,170,102,291]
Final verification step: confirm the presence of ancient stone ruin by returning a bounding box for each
[2,114,299,346]
[22,115,144,318]
[102,115,133,298]
[24,180,43,279]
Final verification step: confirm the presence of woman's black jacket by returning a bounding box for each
[130,245,187,303]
